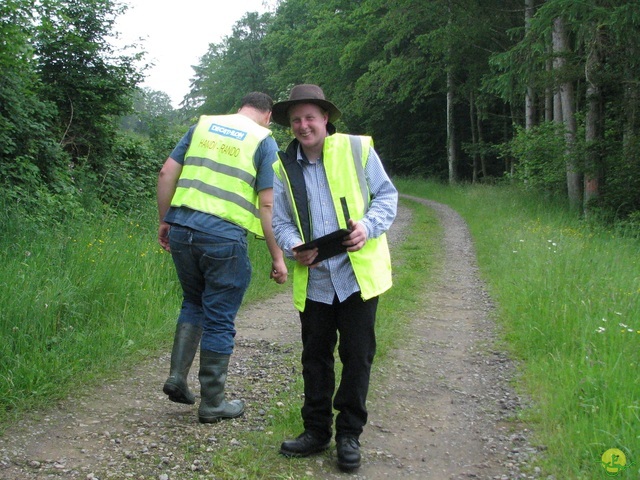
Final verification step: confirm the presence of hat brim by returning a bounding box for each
[272,99,341,127]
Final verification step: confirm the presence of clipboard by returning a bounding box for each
[292,197,352,265]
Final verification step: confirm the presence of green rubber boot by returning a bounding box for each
[198,350,245,423]
[163,322,202,405]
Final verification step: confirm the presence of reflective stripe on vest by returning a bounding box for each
[171,114,270,237]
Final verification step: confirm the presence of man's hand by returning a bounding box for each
[293,244,320,267]
[270,258,288,284]
[344,219,367,252]
[158,222,171,252]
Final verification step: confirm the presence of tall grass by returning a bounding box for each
[396,178,640,479]
[0,206,174,420]
[0,205,283,424]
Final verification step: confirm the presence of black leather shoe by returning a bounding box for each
[336,436,361,471]
[280,431,331,457]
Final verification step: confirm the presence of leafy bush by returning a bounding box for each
[599,137,640,221]
[508,122,567,194]
[97,131,164,212]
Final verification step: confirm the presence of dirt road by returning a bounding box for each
[0,197,540,479]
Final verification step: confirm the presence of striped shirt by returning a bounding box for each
[272,142,398,304]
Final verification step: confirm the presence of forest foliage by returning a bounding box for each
[1,0,640,229]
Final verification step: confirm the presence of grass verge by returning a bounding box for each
[395,177,640,479]
[0,205,285,427]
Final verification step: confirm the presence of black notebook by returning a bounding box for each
[292,197,352,265]
[292,228,351,264]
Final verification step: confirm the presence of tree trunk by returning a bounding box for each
[446,1,457,184]
[470,92,478,183]
[545,55,554,122]
[525,0,535,130]
[477,103,487,179]
[584,25,604,213]
[623,39,640,148]
[553,16,582,211]
[503,103,513,178]
[447,69,457,184]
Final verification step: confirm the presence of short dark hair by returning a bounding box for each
[240,92,274,112]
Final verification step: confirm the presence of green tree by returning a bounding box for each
[491,0,640,218]
[176,0,639,221]
[120,88,186,160]
[0,0,70,212]
[34,0,143,171]
[335,0,519,179]
[188,11,274,115]
[264,0,360,96]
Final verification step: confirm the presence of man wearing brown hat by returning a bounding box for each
[271,84,398,471]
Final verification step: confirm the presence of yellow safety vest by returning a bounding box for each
[275,133,393,311]
[171,114,270,237]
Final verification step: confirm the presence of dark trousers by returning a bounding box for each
[299,292,378,440]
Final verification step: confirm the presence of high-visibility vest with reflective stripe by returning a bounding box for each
[275,133,393,311]
[171,114,270,237]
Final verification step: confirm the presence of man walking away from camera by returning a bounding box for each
[157,92,287,423]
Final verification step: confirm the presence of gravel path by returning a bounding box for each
[0,196,542,480]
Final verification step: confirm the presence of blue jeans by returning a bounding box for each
[168,225,251,355]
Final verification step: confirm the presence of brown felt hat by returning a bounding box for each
[272,84,342,126]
